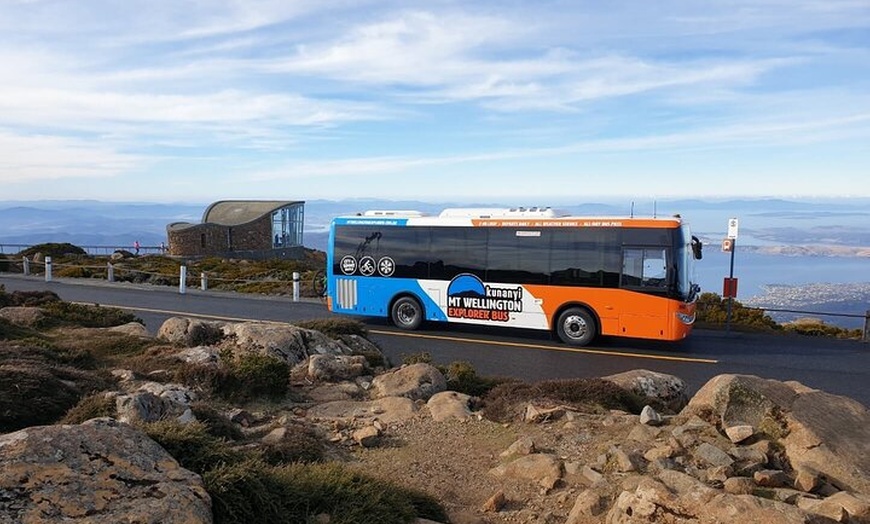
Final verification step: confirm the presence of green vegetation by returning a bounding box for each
[695,292,862,339]
[143,420,446,524]
[401,351,512,398]
[295,318,368,338]
[482,378,648,423]
[176,350,290,403]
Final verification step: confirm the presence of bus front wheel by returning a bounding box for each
[556,308,596,346]
[391,296,423,331]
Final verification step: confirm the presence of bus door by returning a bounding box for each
[618,247,670,339]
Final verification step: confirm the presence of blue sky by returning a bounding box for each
[1,0,868,203]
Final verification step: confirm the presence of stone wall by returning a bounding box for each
[168,215,272,257]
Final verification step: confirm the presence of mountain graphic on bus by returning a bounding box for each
[447,274,486,298]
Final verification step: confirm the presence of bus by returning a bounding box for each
[326,207,702,346]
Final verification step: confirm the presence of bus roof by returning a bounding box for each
[338,208,685,229]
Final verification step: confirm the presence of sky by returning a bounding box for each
[1,0,869,203]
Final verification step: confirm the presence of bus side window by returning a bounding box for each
[622,248,667,289]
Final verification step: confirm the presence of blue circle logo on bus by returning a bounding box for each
[378,256,395,277]
[340,255,357,275]
[359,256,376,276]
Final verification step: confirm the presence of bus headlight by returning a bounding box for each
[676,311,696,325]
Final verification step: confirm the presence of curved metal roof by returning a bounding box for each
[201,200,304,226]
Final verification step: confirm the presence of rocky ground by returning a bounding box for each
[2,310,870,524]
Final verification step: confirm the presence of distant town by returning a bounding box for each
[744,282,870,328]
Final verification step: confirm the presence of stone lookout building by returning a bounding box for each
[167,200,305,259]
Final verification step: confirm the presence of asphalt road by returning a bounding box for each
[3,274,868,407]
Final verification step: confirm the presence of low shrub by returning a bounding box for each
[177,351,289,402]
[19,243,87,258]
[295,318,368,338]
[482,378,646,423]
[40,301,141,328]
[226,352,289,401]
[401,351,433,365]
[143,420,246,474]
[440,360,511,398]
[60,392,117,424]
[782,318,862,339]
[204,460,446,524]
[187,322,225,346]
[0,354,112,432]
[190,402,244,441]
[259,423,326,465]
[55,265,92,278]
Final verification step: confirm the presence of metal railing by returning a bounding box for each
[0,244,166,256]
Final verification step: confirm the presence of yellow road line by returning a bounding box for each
[369,329,718,364]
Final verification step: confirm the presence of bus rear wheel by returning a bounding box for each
[391,296,423,331]
[556,308,596,346]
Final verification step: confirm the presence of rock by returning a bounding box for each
[481,490,506,513]
[754,469,792,489]
[794,465,822,493]
[694,442,734,468]
[427,391,474,422]
[500,437,537,458]
[610,446,646,473]
[0,306,44,327]
[725,424,755,444]
[800,491,870,522]
[177,346,220,364]
[706,465,733,484]
[723,476,755,495]
[261,427,288,445]
[228,408,255,427]
[604,369,689,413]
[489,454,562,488]
[306,397,418,425]
[352,426,381,447]
[688,374,870,495]
[523,404,566,423]
[370,363,446,401]
[307,354,370,382]
[639,405,663,426]
[566,489,608,522]
[107,322,149,337]
[223,322,351,364]
[157,317,225,347]
[0,418,211,523]
[643,445,675,462]
[581,465,605,486]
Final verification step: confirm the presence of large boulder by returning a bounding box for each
[604,369,689,413]
[0,418,211,523]
[222,322,353,364]
[157,317,225,347]
[686,374,870,495]
[371,363,447,402]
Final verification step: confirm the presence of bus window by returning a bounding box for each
[622,248,668,289]
[429,227,487,280]
[486,229,549,284]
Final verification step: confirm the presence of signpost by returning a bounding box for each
[724,218,738,332]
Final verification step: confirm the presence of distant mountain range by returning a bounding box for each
[1,198,869,254]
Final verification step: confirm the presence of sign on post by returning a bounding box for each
[727,218,739,239]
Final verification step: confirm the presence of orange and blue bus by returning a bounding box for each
[326,207,702,346]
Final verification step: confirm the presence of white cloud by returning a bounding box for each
[0,131,141,182]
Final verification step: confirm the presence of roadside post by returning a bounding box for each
[201,272,208,291]
[864,310,869,343]
[723,218,739,333]
[179,266,187,294]
[107,263,114,283]
[23,256,29,276]
[292,272,300,302]
[44,256,52,282]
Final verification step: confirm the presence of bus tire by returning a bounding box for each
[391,296,423,331]
[556,308,596,346]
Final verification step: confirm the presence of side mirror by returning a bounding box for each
[691,236,703,260]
